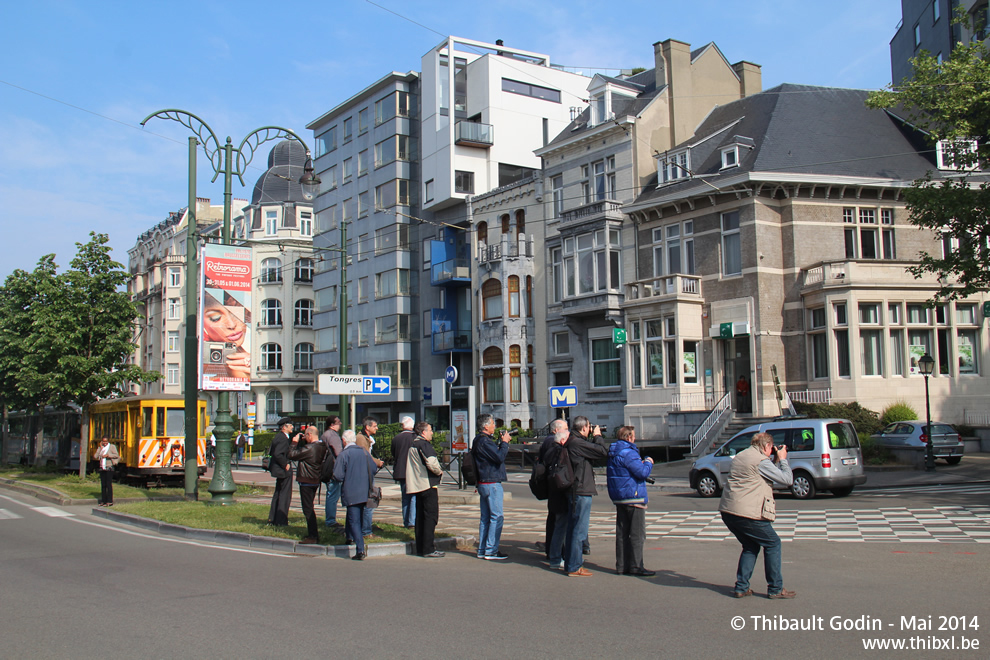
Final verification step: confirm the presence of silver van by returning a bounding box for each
[689,417,867,499]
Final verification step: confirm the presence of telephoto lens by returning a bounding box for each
[507,428,520,436]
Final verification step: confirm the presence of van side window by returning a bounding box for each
[717,434,751,456]
[826,422,858,449]
[791,428,815,452]
[768,429,788,448]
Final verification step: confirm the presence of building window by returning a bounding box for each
[425,179,434,202]
[326,165,337,190]
[376,360,410,387]
[375,90,410,124]
[294,299,314,327]
[167,331,179,353]
[167,363,180,385]
[562,228,620,297]
[261,343,282,371]
[454,170,474,194]
[168,298,180,320]
[659,151,690,184]
[261,299,282,327]
[809,308,828,379]
[317,327,338,352]
[374,135,412,167]
[591,337,621,388]
[914,23,921,47]
[501,78,561,103]
[551,175,564,219]
[482,278,502,320]
[358,150,368,177]
[721,146,738,169]
[645,320,665,386]
[359,192,369,218]
[299,211,313,237]
[908,329,932,374]
[683,340,698,384]
[294,343,314,371]
[358,107,369,134]
[907,304,930,324]
[551,248,563,303]
[168,267,181,288]
[375,269,410,298]
[652,221,695,285]
[375,179,411,209]
[933,0,941,22]
[957,329,979,374]
[835,329,851,378]
[510,368,522,402]
[861,330,883,376]
[508,276,520,317]
[316,126,336,156]
[553,331,569,355]
[261,257,282,283]
[374,224,409,255]
[265,210,278,236]
[582,156,616,202]
[266,390,282,420]
[358,320,370,347]
[375,314,410,343]
[295,258,313,283]
[343,117,352,141]
[293,389,310,414]
[343,158,353,182]
[720,211,741,276]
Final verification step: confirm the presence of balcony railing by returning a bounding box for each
[559,199,624,226]
[801,260,936,289]
[477,235,533,263]
[624,275,703,303]
[455,121,494,148]
[431,258,471,285]
[432,329,472,352]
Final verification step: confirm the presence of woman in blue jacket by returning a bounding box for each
[606,426,655,576]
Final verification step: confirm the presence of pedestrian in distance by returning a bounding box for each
[390,416,417,528]
[94,436,119,506]
[333,429,380,560]
[267,417,295,527]
[606,426,655,576]
[563,416,609,577]
[473,414,511,560]
[320,416,344,530]
[406,421,444,558]
[718,432,796,599]
[356,417,384,537]
[288,425,328,544]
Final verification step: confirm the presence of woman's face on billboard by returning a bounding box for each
[203,303,246,346]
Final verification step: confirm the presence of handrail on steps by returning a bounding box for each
[689,392,732,455]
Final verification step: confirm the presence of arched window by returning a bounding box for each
[295,258,314,282]
[261,257,282,283]
[483,346,503,365]
[294,343,314,371]
[508,276,520,317]
[511,419,522,428]
[477,221,488,245]
[515,209,525,236]
[294,299,314,327]
[482,346,503,403]
[293,389,310,414]
[262,299,282,326]
[482,278,502,320]
[500,214,510,235]
[509,344,521,364]
[265,390,282,422]
[261,343,282,371]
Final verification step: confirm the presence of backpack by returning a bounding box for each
[461,445,478,486]
[528,457,549,500]
[548,445,574,492]
[318,444,336,483]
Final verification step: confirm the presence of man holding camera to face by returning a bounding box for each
[563,416,609,577]
[718,432,796,599]
[473,414,512,561]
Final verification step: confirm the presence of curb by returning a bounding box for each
[90,507,472,558]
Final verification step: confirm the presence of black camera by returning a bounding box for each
[506,428,520,437]
[645,477,655,485]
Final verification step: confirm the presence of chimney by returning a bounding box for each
[653,40,667,89]
[662,39,693,146]
[732,61,762,98]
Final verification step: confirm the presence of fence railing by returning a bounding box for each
[786,389,832,405]
[689,392,732,455]
[672,391,722,411]
[965,411,990,426]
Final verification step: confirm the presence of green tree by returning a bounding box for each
[866,17,990,300]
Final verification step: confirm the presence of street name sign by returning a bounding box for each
[318,374,391,396]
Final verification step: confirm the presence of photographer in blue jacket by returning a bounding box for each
[606,425,655,577]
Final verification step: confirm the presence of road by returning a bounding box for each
[1,483,989,659]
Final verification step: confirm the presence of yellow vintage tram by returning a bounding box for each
[87,395,209,484]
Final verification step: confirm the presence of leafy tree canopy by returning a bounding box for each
[866,12,990,300]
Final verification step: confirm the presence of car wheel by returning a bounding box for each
[830,486,854,497]
[695,471,721,498]
[945,456,962,465]
[790,471,817,499]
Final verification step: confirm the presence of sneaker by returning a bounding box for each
[567,567,593,577]
[352,552,366,561]
[543,559,565,570]
[484,553,509,561]
[768,589,797,600]
[535,541,546,552]
[732,588,754,599]
[423,551,445,558]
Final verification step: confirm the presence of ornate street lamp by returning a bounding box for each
[142,109,319,504]
[918,352,936,472]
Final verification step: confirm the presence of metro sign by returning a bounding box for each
[549,385,577,407]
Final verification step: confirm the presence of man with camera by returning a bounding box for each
[472,414,511,560]
[267,417,295,527]
[606,426,655,576]
[563,416,609,577]
[718,432,795,599]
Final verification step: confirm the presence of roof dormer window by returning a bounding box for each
[936,139,979,171]
[658,150,690,185]
[721,146,739,169]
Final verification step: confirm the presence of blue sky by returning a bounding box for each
[0,0,902,279]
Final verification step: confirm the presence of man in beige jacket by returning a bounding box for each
[718,432,794,599]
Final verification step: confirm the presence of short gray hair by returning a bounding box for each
[400,416,414,430]
[477,413,495,432]
[342,429,357,446]
[550,418,568,433]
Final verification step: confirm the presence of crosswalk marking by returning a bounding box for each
[31,507,75,518]
[0,509,23,520]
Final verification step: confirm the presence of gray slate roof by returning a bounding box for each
[251,139,309,205]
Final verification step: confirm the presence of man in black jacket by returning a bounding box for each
[268,417,296,526]
[289,425,328,544]
[563,416,608,577]
[539,418,570,567]
[391,416,417,528]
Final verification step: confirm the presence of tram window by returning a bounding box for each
[167,409,184,436]
[9,417,26,435]
[143,408,153,437]
[156,408,165,437]
[200,408,206,436]
[44,415,59,436]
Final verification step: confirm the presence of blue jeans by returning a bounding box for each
[564,494,592,573]
[548,508,569,566]
[324,480,342,525]
[363,506,374,536]
[399,480,416,527]
[720,511,783,594]
[477,483,505,557]
[346,504,366,554]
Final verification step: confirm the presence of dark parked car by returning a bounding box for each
[872,421,964,464]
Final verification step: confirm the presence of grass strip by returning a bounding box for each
[0,468,267,500]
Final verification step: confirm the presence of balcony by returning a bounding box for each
[431,258,471,286]
[559,291,624,319]
[623,275,703,309]
[455,121,494,148]
[478,235,533,264]
[801,260,935,292]
[558,199,624,230]
[432,329,472,353]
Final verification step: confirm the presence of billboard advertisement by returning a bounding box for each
[200,243,253,391]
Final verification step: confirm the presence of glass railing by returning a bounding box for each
[455,121,494,146]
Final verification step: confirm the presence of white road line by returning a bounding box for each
[0,509,24,520]
[32,506,75,518]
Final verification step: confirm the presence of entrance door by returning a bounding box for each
[722,338,752,413]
